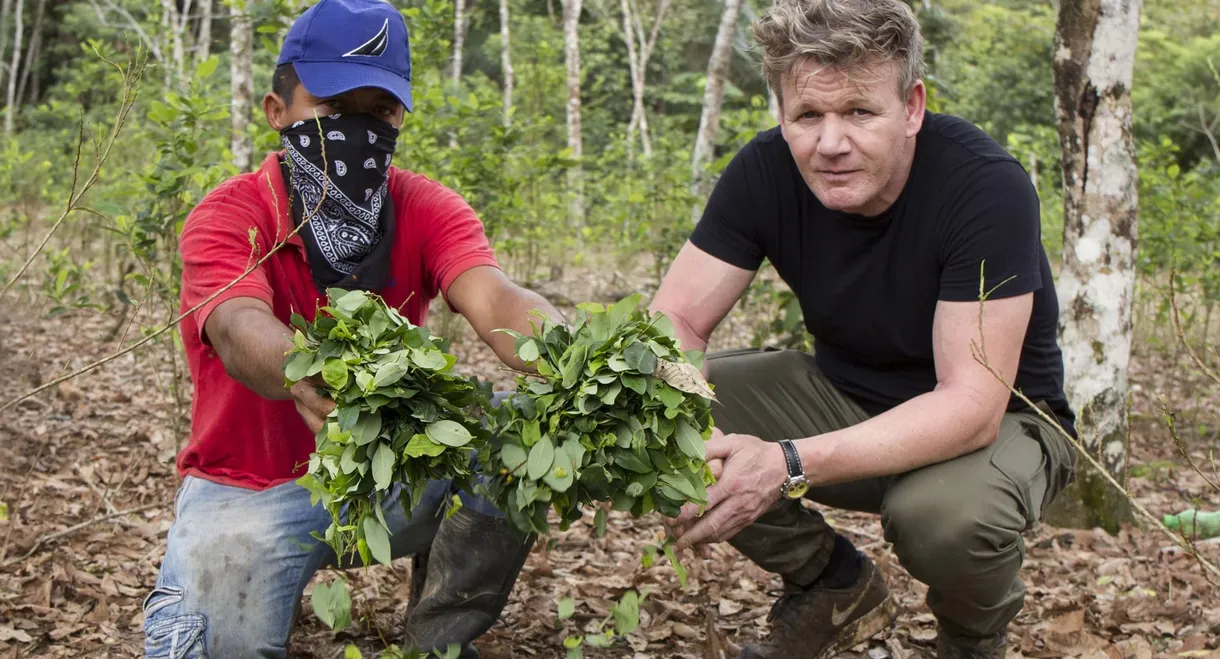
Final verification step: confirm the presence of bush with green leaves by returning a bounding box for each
[477,293,717,537]
[285,289,493,567]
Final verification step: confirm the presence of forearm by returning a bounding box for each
[212,306,296,400]
[796,387,1003,486]
[650,306,711,375]
[482,288,566,371]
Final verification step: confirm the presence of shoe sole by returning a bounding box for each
[814,595,898,659]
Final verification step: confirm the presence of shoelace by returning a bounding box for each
[764,587,804,623]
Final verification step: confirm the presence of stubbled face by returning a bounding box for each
[778,58,925,217]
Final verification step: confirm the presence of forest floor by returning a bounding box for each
[1,265,1219,659]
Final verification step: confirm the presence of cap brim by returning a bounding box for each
[293,61,413,113]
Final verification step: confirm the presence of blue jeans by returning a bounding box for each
[142,471,502,658]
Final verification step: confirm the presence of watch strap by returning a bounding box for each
[778,439,803,478]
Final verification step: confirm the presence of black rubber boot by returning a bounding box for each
[401,506,535,658]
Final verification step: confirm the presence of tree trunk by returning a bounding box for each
[500,0,513,127]
[562,0,584,225]
[1044,0,1143,533]
[0,0,13,95]
[621,0,667,160]
[4,0,23,136]
[689,0,742,223]
[14,0,41,109]
[449,0,468,147]
[197,0,214,63]
[229,1,254,171]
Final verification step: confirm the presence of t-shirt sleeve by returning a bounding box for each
[937,160,1044,302]
[180,185,276,345]
[688,138,771,271]
[413,178,500,301]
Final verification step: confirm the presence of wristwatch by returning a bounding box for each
[777,439,809,499]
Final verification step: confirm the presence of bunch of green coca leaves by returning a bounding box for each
[477,293,718,536]
[284,289,492,567]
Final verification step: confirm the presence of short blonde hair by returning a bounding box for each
[752,0,925,103]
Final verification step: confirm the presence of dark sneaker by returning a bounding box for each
[936,627,1008,658]
[738,554,897,659]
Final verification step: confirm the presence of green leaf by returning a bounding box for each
[446,493,463,519]
[284,352,314,382]
[194,54,219,80]
[344,644,363,659]
[621,374,646,394]
[322,358,350,390]
[612,590,641,635]
[674,421,707,460]
[363,515,392,565]
[351,411,382,445]
[411,346,448,370]
[373,354,409,388]
[557,597,576,619]
[544,447,574,492]
[404,433,446,458]
[594,507,607,537]
[334,289,369,313]
[519,339,540,362]
[425,420,474,447]
[664,542,688,588]
[372,442,394,490]
[562,343,588,388]
[501,443,528,471]
[310,577,352,632]
[527,435,556,481]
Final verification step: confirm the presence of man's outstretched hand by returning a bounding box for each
[666,430,790,556]
[291,377,335,433]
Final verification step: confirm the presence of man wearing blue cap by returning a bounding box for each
[144,1,559,657]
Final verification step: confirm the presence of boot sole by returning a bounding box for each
[814,595,898,659]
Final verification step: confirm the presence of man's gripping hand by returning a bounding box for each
[289,377,335,434]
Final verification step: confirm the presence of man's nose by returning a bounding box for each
[816,116,853,158]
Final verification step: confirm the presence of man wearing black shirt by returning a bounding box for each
[655,1,1076,657]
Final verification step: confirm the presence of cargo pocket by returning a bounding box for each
[1024,402,1077,519]
[988,417,1048,531]
[143,586,207,659]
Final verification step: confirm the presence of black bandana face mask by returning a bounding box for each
[280,112,400,293]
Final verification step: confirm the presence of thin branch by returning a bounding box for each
[0,112,334,415]
[1160,396,1220,494]
[87,0,163,62]
[969,313,1220,581]
[1169,269,1220,388]
[1,502,165,568]
[0,49,145,301]
[0,441,47,564]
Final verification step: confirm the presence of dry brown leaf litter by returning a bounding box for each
[0,268,1218,659]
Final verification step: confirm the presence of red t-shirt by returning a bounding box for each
[177,152,500,490]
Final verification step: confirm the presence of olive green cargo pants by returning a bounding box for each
[706,348,1076,639]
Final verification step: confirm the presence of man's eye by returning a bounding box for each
[852,108,871,116]
[800,111,820,120]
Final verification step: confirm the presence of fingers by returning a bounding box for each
[707,457,724,480]
[673,502,737,551]
[703,434,738,461]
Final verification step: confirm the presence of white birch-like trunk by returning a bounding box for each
[4,0,23,136]
[448,0,468,147]
[161,0,190,86]
[500,0,513,127]
[230,1,254,171]
[689,0,742,223]
[197,0,214,63]
[1049,0,1143,528]
[0,0,13,95]
[14,0,42,108]
[621,0,666,160]
[562,0,584,225]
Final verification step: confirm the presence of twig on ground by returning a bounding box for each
[969,295,1220,581]
[0,441,48,565]
[74,462,119,516]
[1,501,165,568]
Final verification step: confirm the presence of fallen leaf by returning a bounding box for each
[0,626,32,643]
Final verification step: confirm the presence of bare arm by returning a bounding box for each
[204,296,334,431]
[648,241,757,368]
[795,293,1033,485]
[445,265,567,371]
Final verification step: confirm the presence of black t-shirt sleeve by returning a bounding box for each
[689,138,772,271]
[937,160,1044,302]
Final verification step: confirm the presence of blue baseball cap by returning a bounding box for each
[277,0,413,112]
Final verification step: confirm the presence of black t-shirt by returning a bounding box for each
[691,112,1076,436]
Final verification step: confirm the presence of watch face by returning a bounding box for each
[784,480,809,499]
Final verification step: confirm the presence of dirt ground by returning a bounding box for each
[1,267,1218,659]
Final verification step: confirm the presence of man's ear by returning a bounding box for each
[263,92,288,131]
[904,80,927,138]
